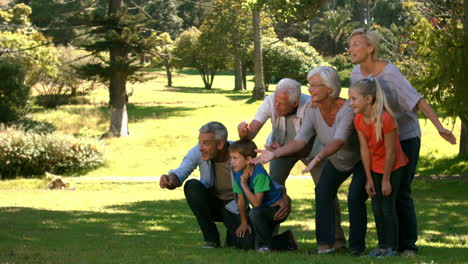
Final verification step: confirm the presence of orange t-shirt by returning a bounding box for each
[354,111,408,174]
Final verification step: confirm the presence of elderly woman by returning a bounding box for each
[253,66,366,254]
[348,28,456,256]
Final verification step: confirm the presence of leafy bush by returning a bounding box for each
[0,125,105,179]
[328,53,354,87]
[262,37,327,87]
[34,45,97,108]
[0,59,31,124]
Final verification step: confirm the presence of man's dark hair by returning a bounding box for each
[229,139,258,158]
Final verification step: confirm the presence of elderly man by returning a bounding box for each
[160,121,290,249]
[238,78,347,249]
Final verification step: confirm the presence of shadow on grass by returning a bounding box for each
[417,155,468,176]
[96,104,198,123]
[0,181,466,263]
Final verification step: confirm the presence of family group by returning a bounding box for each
[159,28,456,257]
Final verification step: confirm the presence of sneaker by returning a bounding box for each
[283,230,299,250]
[400,249,417,256]
[201,241,219,249]
[309,247,336,254]
[378,248,398,258]
[367,248,384,257]
[257,246,270,253]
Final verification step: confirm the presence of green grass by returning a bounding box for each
[0,178,467,263]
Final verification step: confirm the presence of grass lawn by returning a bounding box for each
[0,178,467,263]
[1,68,467,263]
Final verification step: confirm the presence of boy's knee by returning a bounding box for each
[248,207,262,222]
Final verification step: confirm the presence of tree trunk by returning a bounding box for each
[461,0,468,158]
[233,46,244,90]
[164,61,172,87]
[460,115,468,158]
[252,9,265,100]
[104,0,129,138]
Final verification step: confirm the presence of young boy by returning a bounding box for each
[229,139,298,252]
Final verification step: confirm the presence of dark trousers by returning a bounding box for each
[183,179,254,249]
[398,137,420,252]
[270,156,347,248]
[348,161,369,253]
[316,161,366,247]
[371,167,404,250]
[249,205,291,249]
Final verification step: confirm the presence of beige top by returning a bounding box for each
[213,161,235,201]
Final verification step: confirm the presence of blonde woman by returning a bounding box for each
[348,28,456,256]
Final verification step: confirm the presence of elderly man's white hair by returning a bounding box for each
[307,66,341,99]
[275,78,302,104]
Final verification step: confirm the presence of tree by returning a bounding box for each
[262,37,326,87]
[148,32,175,87]
[175,0,212,29]
[200,0,252,91]
[172,27,227,89]
[0,59,30,124]
[0,4,60,88]
[78,0,155,137]
[310,6,359,56]
[248,0,325,100]
[398,0,466,157]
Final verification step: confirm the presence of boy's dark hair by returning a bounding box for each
[229,139,258,158]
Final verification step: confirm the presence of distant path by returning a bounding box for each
[69,175,467,182]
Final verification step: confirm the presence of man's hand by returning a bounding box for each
[238,121,250,140]
[159,174,180,190]
[251,149,275,164]
[271,193,291,221]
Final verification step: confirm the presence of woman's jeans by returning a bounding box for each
[398,137,420,252]
[315,161,367,250]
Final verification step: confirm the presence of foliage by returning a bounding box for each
[77,7,153,85]
[148,32,175,86]
[309,5,360,56]
[142,0,182,39]
[0,4,60,87]
[0,59,30,124]
[261,37,327,86]
[34,45,97,108]
[396,0,466,156]
[0,125,105,179]
[175,0,212,29]
[172,27,227,89]
[328,53,354,87]
[26,0,83,44]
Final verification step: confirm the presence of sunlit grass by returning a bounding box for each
[0,178,467,263]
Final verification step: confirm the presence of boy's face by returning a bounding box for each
[229,151,251,172]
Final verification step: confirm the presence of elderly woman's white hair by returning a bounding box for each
[275,78,301,104]
[307,66,341,99]
[349,28,380,60]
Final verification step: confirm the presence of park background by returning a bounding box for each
[0,0,467,263]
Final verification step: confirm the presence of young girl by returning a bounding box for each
[348,77,408,257]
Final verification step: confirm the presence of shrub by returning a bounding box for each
[328,53,354,87]
[262,37,327,87]
[0,59,30,124]
[0,125,105,179]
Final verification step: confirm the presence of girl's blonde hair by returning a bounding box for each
[351,77,395,141]
[349,28,380,60]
